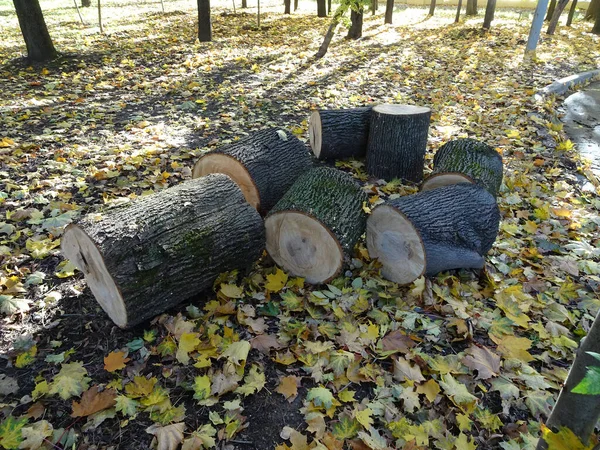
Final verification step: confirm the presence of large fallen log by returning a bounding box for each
[421,138,503,197]
[61,174,265,329]
[366,104,431,182]
[192,128,313,214]
[366,183,499,285]
[309,106,372,160]
[265,166,367,284]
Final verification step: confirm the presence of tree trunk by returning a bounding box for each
[428,0,436,16]
[545,0,557,20]
[317,0,327,16]
[74,0,86,25]
[82,0,91,6]
[294,0,298,10]
[366,184,500,285]
[594,9,600,32]
[421,138,503,197]
[586,0,599,20]
[315,4,348,58]
[347,7,364,38]
[265,167,367,284]
[455,0,462,22]
[385,0,394,23]
[309,107,373,160]
[372,0,378,14]
[193,128,313,215]
[366,104,431,182]
[12,0,57,62]
[466,0,477,15]
[482,0,496,28]
[547,0,570,34]
[242,0,247,8]
[537,310,600,448]
[198,0,211,41]
[566,0,577,26]
[284,0,291,13]
[97,0,103,33]
[61,175,265,329]
[328,0,332,14]
[525,0,550,54]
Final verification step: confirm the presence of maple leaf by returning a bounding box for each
[439,374,477,412]
[18,419,53,450]
[307,386,334,409]
[306,412,326,439]
[378,330,415,355]
[0,374,18,396]
[235,364,265,396]
[540,424,594,450]
[176,333,200,365]
[0,416,28,450]
[193,375,211,402]
[490,334,533,362]
[48,361,91,400]
[103,350,130,372]
[182,424,217,450]
[276,375,300,402]
[146,422,185,450]
[15,346,37,369]
[115,395,139,417]
[454,432,477,450]
[416,379,441,402]
[250,333,282,354]
[125,376,157,398]
[265,268,288,292]
[357,427,387,450]
[393,356,425,383]
[221,340,251,365]
[461,345,501,380]
[219,283,244,298]
[71,386,117,417]
[280,426,309,450]
[354,408,374,429]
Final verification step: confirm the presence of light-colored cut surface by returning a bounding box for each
[366,205,425,285]
[192,154,260,209]
[265,211,342,284]
[373,104,431,116]
[421,173,473,192]
[308,110,322,158]
[61,224,127,328]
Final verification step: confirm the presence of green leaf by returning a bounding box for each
[306,386,334,409]
[48,361,91,400]
[0,416,28,449]
[115,395,139,417]
[332,414,360,439]
[0,295,31,315]
[572,365,600,395]
[193,375,211,402]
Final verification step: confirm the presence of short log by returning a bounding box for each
[366,104,431,182]
[309,107,372,160]
[366,183,500,285]
[61,174,265,329]
[265,167,368,284]
[421,138,503,197]
[192,128,313,214]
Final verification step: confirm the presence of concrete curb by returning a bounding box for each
[533,68,600,102]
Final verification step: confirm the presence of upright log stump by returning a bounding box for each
[366,183,499,285]
[309,106,372,160]
[61,175,265,329]
[265,167,368,284]
[366,104,431,182]
[421,138,503,197]
[192,128,313,214]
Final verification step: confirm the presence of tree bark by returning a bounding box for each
[482,0,496,28]
[193,128,313,215]
[586,0,599,20]
[537,310,600,448]
[366,104,431,182]
[545,0,557,20]
[97,0,103,33]
[566,0,577,25]
[198,0,211,41]
[328,0,332,14]
[372,0,378,14]
[266,167,367,284]
[317,0,327,16]
[366,184,500,285]
[422,138,503,197]
[547,0,569,34]
[82,0,91,6]
[347,7,364,38]
[12,0,57,62]
[455,0,462,22]
[315,4,348,58]
[594,9,600,32]
[242,0,247,8]
[385,0,394,23]
[525,0,550,54]
[284,0,291,13]
[61,175,265,329]
[466,0,477,15]
[294,0,298,10]
[428,0,436,16]
[309,107,373,160]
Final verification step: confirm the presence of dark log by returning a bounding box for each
[421,138,503,197]
[366,104,431,182]
[61,175,265,329]
[265,167,367,284]
[192,128,313,214]
[366,183,499,285]
[309,107,372,160]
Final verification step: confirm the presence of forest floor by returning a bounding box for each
[1,1,600,449]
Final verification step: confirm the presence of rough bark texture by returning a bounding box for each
[317,0,327,16]
[547,0,569,33]
[423,138,503,197]
[428,0,436,16]
[586,0,599,20]
[385,0,394,23]
[482,0,496,28]
[13,0,57,62]
[566,0,578,26]
[537,310,600,448]
[546,0,557,19]
[193,128,313,214]
[366,105,431,182]
[347,8,364,39]
[374,183,500,278]
[315,4,348,58]
[198,0,212,41]
[267,167,368,256]
[466,0,477,15]
[61,175,265,329]
[310,107,373,160]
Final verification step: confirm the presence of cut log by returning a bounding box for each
[421,138,503,197]
[309,107,373,160]
[61,174,265,329]
[192,128,313,214]
[366,183,499,285]
[366,104,431,182]
[265,167,368,284]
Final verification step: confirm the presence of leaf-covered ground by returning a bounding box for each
[1,0,600,448]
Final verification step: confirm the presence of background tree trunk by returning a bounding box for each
[328,0,332,13]
[566,0,578,25]
[466,0,477,15]
[547,0,569,33]
[198,0,211,41]
[12,0,57,62]
[315,4,348,58]
[97,0,103,33]
[347,7,363,38]
[586,0,600,20]
[82,0,91,6]
[385,0,394,23]
[545,0,557,20]
[455,0,462,22]
[428,0,436,16]
[594,9,600,32]
[242,0,247,8]
[284,0,291,13]
[372,0,378,14]
[482,0,496,28]
[525,0,550,54]
[317,0,327,16]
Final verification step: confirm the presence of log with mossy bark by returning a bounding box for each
[192,128,313,214]
[309,107,373,160]
[366,183,499,285]
[61,174,265,329]
[366,104,431,182]
[421,138,503,197]
[265,167,368,284]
